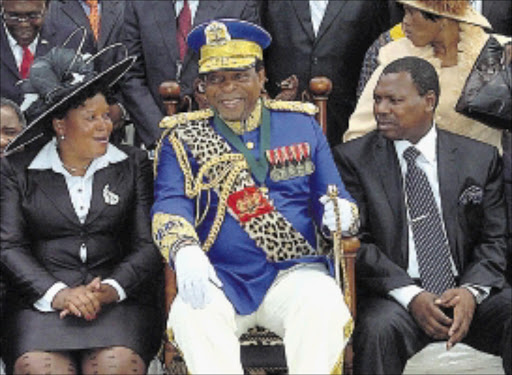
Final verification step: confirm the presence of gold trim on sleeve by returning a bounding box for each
[152,213,199,262]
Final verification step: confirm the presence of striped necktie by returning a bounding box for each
[403,146,456,295]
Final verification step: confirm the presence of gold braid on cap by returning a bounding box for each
[416,0,469,15]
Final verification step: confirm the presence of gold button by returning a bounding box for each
[246,141,255,150]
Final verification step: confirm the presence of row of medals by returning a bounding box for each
[268,142,316,182]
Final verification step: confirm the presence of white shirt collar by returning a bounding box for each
[29,138,128,177]
[394,124,437,165]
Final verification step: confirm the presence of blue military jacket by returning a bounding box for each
[152,102,354,314]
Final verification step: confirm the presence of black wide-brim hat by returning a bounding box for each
[5,44,135,154]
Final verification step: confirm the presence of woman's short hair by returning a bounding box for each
[0,97,27,128]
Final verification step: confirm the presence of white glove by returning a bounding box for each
[319,195,355,233]
[174,245,222,309]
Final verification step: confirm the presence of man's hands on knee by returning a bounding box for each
[175,245,222,309]
[435,288,476,350]
[409,291,452,340]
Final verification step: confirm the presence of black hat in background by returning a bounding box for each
[5,28,135,154]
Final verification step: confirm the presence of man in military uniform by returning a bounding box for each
[151,19,359,373]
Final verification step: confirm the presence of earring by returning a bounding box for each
[60,135,65,140]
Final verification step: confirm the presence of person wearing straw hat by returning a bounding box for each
[345,0,511,151]
[0,46,163,374]
[152,19,358,373]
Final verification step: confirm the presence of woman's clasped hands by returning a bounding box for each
[51,277,119,320]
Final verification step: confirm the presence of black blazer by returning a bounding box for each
[0,144,163,307]
[0,21,84,105]
[334,130,508,296]
[120,0,260,147]
[261,0,397,147]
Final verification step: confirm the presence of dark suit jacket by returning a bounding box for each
[0,20,83,105]
[334,130,508,296]
[0,144,163,307]
[262,0,396,147]
[121,0,260,147]
[45,0,126,72]
[483,0,512,36]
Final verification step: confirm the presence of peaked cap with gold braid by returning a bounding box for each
[187,19,272,74]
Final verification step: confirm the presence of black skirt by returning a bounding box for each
[2,301,162,372]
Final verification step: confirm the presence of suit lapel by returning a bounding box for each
[289,0,315,42]
[437,131,459,259]
[60,0,94,41]
[36,32,52,57]
[374,135,405,220]
[194,0,218,25]
[154,2,180,74]
[98,1,122,48]
[374,135,409,265]
[316,0,347,42]
[0,26,20,78]
[36,171,80,224]
[86,163,124,224]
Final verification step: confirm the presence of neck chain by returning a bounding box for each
[62,162,90,175]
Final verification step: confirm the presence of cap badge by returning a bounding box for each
[205,21,231,46]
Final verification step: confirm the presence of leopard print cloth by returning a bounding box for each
[172,118,316,261]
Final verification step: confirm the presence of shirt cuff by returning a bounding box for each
[33,282,68,312]
[389,284,424,310]
[102,279,126,302]
[462,284,491,304]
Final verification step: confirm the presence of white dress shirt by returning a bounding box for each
[29,138,128,311]
[175,0,200,24]
[309,0,329,36]
[388,126,489,309]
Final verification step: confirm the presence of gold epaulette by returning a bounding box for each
[159,108,214,129]
[263,99,318,116]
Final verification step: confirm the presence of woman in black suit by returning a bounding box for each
[0,47,163,374]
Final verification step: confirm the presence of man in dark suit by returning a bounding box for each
[46,0,125,71]
[261,0,401,147]
[0,0,83,106]
[334,56,511,375]
[120,0,260,149]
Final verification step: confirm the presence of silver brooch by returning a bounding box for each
[103,184,119,205]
